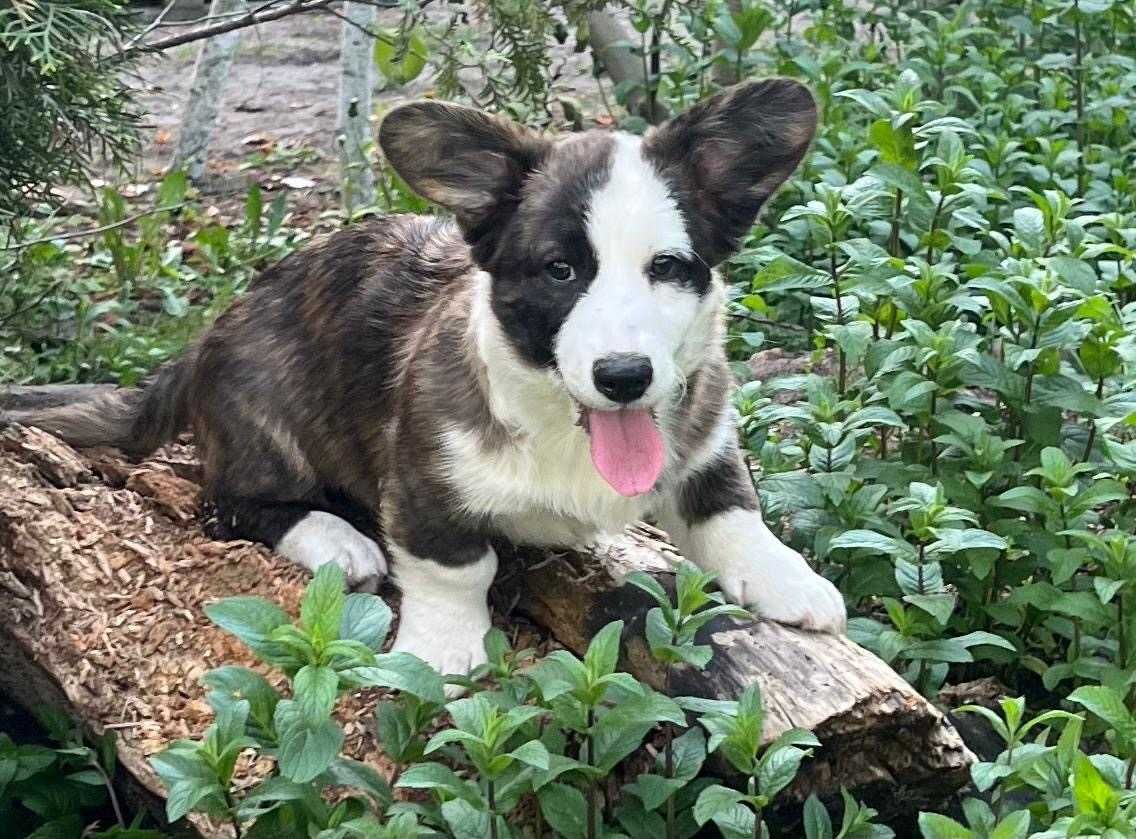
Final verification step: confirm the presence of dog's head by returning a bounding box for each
[380,81,816,495]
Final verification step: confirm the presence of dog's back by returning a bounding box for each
[7,214,474,511]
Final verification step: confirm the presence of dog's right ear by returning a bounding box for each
[379,102,550,256]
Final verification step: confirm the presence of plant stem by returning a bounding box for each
[1119,593,1128,670]
[224,790,243,839]
[1073,0,1086,197]
[829,241,846,394]
[661,665,676,839]
[888,188,904,257]
[1082,376,1104,461]
[926,191,946,263]
[94,760,126,828]
[1127,753,1135,790]
[586,708,597,839]
[488,778,499,839]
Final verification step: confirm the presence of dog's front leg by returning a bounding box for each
[660,442,845,633]
[386,539,497,682]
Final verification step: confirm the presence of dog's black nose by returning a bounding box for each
[592,354,653,404]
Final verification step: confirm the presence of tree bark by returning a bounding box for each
[0,411,973,829]
[586,10,670,124]
[172,0,248,181]
[336,2,378,213]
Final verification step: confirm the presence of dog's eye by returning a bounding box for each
[649,254,681,280]
[545,261,575,284]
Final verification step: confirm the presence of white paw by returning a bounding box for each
[391,601,490,695]
[276,512,388,588]
[387,546,498,694]
[717,541,846,634]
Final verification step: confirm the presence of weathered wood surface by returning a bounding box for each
[0,423,399,839]
[0,412,973,832]
[508,534,974,810]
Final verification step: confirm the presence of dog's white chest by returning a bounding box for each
[440,421,655,544]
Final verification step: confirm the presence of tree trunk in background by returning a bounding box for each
[712,0,742,85]
[336,2,378,213]
[586,10,670,124]
[171,0,247,181]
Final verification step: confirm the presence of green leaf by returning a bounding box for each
[869,119,918,169]
[917,812,972,839]
[758,744,811,799]
[694,784,746,826]
[27,816,87,839]
[395,762,471,798]
[339,652,445,704]
[904,593,956,625]
[274,699,344,783]
[205,597,291,653]
[625,572,670,607]
[584,620,624,680]
[301,563,347,646]
[625,773,686,811]
[339,594,392,651]
[1071,753,1119,820]
[1069,686,1136,744]
[829,530,915,559]
[926,529,1007,555]
[669,726,708,782]
[1012,207,1046,254]
[990,810,1031,839]
[149,748,225,822]
[202,666,279,734]
[871,163,931,207]
[509,739,551,771]
[293,664,339,724]
[441,797,494,839]
[539,782,589,839]
[803,793,833,839]
[952,631,1016,652]
[373,27,429,85]
[591,691,685,772]
[323,757,392,806]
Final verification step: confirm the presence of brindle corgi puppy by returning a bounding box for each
[11,80,845,675]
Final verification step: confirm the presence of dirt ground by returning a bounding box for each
[127,0,606,192]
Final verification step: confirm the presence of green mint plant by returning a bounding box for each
[693,684,820,839]
[803,789,895,839]
[0,710,161,839]
[151,563,444,836]
[625,562,749,839]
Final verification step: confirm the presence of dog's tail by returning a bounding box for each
[3,351,196,456]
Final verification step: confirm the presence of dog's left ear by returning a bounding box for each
[643,78,818,265]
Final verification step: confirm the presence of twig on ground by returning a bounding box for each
[0,204,186,251]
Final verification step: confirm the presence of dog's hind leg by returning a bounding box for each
[209,495,387,590]
[198,410,387,589]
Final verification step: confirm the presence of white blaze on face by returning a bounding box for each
[555,135,709,411]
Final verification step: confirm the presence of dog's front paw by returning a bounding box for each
[277,512,388,590]
[717,544,846,634]
[391,598,490,695]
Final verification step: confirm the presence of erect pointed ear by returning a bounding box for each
[379,102,551,256]
[642,78,818,265]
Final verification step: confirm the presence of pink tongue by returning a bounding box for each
[587,409,665,497]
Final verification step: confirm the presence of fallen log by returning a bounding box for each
[0,417,973,834]
[505,533,975,811]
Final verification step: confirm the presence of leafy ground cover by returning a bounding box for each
[2,0,1136,836]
